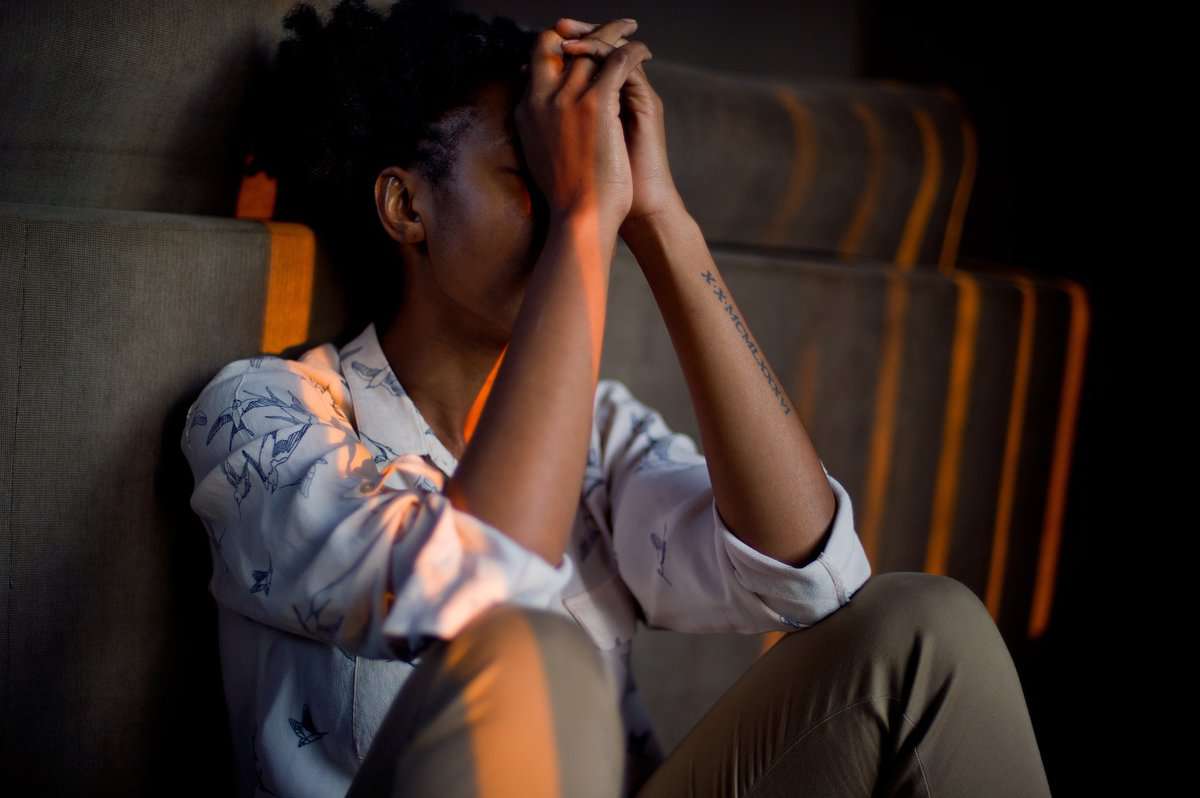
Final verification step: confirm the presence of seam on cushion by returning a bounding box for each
[4,218,27,735]
[0,209,273,237]
[743,693,921,798]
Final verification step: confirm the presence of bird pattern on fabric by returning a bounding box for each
[250,554,273,596]
[349,359,405,397]
[650,523,673,586]
[288,703,328,748]
[179,321,870,798]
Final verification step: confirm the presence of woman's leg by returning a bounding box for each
[636,571,1052,797]
[346,604,626,798]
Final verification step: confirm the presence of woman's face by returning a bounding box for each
[381,79,547,342]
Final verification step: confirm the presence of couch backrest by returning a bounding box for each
[0,0,974,267]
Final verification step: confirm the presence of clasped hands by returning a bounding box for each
[550,16,685,237]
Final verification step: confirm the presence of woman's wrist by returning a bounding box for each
[550,204,624,251]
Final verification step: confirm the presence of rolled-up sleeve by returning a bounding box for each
[716,462,871,628]
[596,378,871,635]
[181,357,574,662]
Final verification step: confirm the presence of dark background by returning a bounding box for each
[858,5,1146,794]
[858,4,1116,795]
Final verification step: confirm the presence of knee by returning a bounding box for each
[849,572,1004,655]
[447,603,613,689]
[878,571,991,631]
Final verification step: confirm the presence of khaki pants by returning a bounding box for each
[345,572,1052,797]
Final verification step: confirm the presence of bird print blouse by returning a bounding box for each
[180,320,873,798]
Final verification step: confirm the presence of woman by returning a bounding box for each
[184,1,1053,795]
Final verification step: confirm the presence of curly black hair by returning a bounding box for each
[243,0,538,332]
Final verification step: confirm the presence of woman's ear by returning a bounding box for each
[375,168,426,245]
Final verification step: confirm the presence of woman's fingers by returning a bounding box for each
[562,37,622,56]
[562,36,643,83]
[555,16,636,40]
[562,36,630,53]
[588,40,653,99]
[559,17,637,51]
[536,17,642,105]
[525,28,567,105]
[555,17,598,36]
[555,17,637,98]
[560,48,600,97]
[560,34,630,96]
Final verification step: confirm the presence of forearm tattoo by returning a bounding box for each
[700,269,791,415]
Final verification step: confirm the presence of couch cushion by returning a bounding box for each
[0,202,277,793]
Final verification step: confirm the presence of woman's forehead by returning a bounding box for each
[472,81,519,136]
[481,114,520,155]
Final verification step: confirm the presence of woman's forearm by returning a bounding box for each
[622,207,837,567]
[445,210,617,567]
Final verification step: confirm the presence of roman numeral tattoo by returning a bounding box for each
[700,270,791,415]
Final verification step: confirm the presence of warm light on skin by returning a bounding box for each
[566,209,610,388]
[414,29,633,571]
[371,85,542,459]
[531,43,610,389]
[456,75,611,445]
[463,345,505,447]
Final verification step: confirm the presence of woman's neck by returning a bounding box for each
[377,301,507,459]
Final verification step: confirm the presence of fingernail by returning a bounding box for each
[622,18,637,24]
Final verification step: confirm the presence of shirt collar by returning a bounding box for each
[337,321,460,478]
